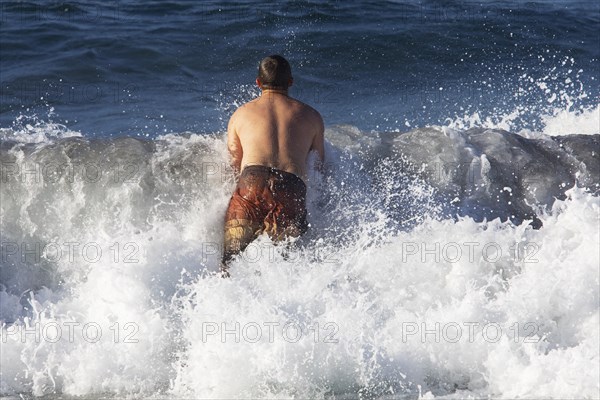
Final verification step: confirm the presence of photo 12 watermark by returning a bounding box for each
[199,320,339,344]
[0,241,141,265]
[0,1,122,24]
[200,240,342,265]
[398,240,540,264]
[0,80,139,107]
[399,321,543,344]
[2,321,139,344]
[0,160,239,186]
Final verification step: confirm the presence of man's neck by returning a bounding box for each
[261,88,289,97]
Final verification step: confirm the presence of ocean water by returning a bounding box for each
[1,0,599,398]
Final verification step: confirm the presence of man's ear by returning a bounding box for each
[256,78,262,88]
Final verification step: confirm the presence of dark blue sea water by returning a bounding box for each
[1,0,598,136]
[1,1,599,398]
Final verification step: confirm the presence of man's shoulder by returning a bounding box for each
[233,99,257,114]
[292,99,322,121]
[303,103,324,131]
[230,100,257,122]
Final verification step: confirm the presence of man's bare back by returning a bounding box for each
[221,55,324,275]
[227,90,324,180]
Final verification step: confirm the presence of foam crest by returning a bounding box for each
[0,111,82,144]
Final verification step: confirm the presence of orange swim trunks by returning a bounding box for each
[222,165,308,265]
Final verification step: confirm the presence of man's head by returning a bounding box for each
[257,55,293,90]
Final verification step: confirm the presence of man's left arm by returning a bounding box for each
[310,113,325,171]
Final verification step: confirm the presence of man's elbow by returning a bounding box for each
[314,151,325,173]
[232,156,242,174]
[227,150,241,173]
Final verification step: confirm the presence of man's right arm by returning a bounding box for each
[227,111,243,173]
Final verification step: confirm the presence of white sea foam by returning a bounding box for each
[443,103,600,138]
[541,104,600,136]
[0,125,598,398]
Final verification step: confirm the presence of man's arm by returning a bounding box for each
[227,111,243,173]
[310,113,325,171]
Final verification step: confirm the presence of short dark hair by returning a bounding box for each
[257,55,292,90]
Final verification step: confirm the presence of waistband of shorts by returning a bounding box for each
[241,165,305,186]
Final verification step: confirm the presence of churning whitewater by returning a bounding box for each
[1,113,598,397]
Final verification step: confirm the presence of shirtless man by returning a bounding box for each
[222,55,325,275]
